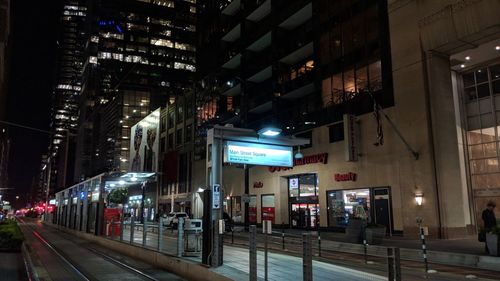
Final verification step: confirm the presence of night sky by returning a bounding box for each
[7,1,59,202]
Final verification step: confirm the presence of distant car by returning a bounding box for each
[162,212,188,228]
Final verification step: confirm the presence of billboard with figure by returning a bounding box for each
[129,108,161,172]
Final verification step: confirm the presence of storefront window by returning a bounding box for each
[288,174,318,198]
[261,194,275,224]
[299,174,317,197]
[327,188,370,227]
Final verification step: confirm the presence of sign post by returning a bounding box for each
[203,125,309,268]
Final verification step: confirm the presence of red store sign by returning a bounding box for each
[334,172,357,182]
[268,153,328,173]
[253,181,264,188]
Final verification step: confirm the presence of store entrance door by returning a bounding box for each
[373,188,392,234]
[291,203,319,229]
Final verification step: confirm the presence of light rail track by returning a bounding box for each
[19,218,160,281]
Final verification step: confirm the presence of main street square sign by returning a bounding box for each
[224,141,293,167]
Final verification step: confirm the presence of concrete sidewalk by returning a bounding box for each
[213,246,385,281]
[118,226,386,280]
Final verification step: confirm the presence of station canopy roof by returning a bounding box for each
[104,172,157,191]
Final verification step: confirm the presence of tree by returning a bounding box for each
[108,188,128,205]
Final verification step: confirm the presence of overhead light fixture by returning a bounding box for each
[197,187,205,193]
[460,64,466,68]
[295,146,303,159]
[258,127,282,137]
[496,46,500,51]
[415,192,424,206]
[118,180,126,185]
[465,56,470,60]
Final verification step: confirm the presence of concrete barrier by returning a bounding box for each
[46,223,232,281]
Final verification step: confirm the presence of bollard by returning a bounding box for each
[263,220,271,281]
[130,216,135,244]
[177,217,184,257]
[282,222,285,250]
[119,215,124,242]
[394,248,401,281]
[387,247,395,281]
[158,217,164,252]
[142,220,148,246]
[265,232,268,281]
[249,225,257,281]
[419,227,429,273]
[303,233,313,281]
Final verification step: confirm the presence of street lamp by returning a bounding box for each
[258,127,282,137]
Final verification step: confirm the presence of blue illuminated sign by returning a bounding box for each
[224,141,293,167]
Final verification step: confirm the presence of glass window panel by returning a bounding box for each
[344,69,355,93]
[469,143,483,159]
[481,113,495,128]
[476,68,488,84]
[468,116,480,131]
[490,64,500,81]
[356,66,368,92]
[369,61,382,91]
[465,87,477,101]
[488,173,500,188]
[472,174,489,189]
[493,80,500,95]
[481,127,496,142]
[299,174,316,197]
[483,142,497,157]
[463,72,475,88]
[477,83,490,99]
[468,130,483,145]
[471,158,499,174]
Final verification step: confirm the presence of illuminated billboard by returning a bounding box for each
[224,141,293,167]
[129,108,161,172]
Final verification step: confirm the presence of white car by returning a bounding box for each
[162,212,188,227]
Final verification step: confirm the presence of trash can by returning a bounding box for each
[184,219,202,256]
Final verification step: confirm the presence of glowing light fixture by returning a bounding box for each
[295,146,303,159]
[258,127,282,137]
[415,193,424,206]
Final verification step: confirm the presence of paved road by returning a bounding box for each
[19,218,184,281]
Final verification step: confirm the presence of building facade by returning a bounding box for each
[74,0,197,181]
[47,0,89,200]
[182,0,500,239]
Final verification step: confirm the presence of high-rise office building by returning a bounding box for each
[74,0,197,179]
[47,1,89,199]
[0,0,11,194]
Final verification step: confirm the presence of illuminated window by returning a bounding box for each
[174,42,195,52]
[151,18,171,26]
[153,0,174,7]
[151,38,173,48]
[99,32,124,40]
[90,36,99,43]
[190,6,196,13]
[89,56,98,64]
